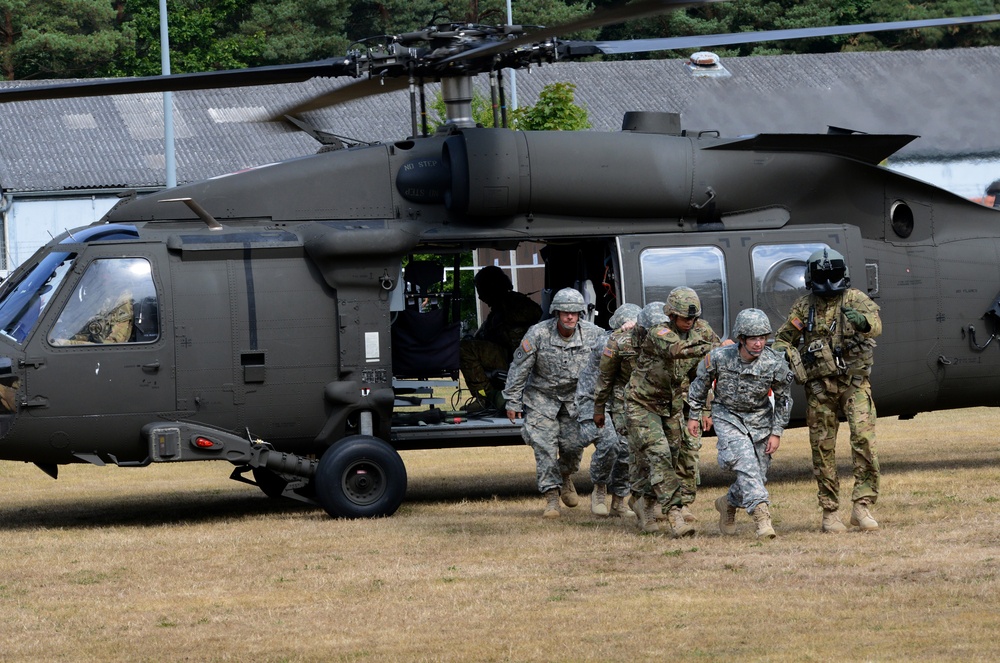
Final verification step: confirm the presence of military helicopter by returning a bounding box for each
[0,0,999,520]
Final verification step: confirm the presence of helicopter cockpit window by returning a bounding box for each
[639,246,727,336]
[752,243,828,331]
[49,258,158,346]
[0,251,77,344]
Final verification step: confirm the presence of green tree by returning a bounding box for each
[510,81,590,131]
[107,0,264,76]
[238,0,351,66]
[0,0,129,80]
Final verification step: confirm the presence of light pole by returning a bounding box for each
[506,0,517,110]
[159,0,176,187]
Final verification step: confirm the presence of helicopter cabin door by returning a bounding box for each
[20,247,174,452]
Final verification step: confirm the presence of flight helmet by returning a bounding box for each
[806,248,850,297]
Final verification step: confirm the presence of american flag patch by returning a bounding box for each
[791,316,804,330]
[657,328,672,336]
[602,347,614,357]
[521,339,533,353]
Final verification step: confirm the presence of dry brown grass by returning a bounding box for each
[1,407,999,662]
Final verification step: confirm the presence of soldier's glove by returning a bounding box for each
[842,307,870,332]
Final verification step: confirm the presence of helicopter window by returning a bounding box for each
[639,246,727,336]
[752,243,828,331]
[48,258,158,346]
[0,251,76,344]
[890,201,914,239]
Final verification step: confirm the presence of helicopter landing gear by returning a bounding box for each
[314,435,407,518]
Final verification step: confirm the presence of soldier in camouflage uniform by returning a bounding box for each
[661,287,721,524]
[460,266,542,410]
[772,248,882,533]
[687,308,793,539]
[626,298,718,537]
[503,288,604,518]
[578,302,640,517]
[621,302,667,528]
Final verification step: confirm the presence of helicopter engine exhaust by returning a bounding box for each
[438,128,694,218]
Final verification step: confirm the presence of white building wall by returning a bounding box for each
[3,196,120,274]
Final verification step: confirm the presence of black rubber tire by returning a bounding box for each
[314,435,407,518]
[251,467,289,499]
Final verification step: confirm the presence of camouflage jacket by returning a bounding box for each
[502,318,604,419]
[592,325,640,419]
[626,321,718,416]
[575,330,612,421]
[772,288,881,376]
[688,344,794,440]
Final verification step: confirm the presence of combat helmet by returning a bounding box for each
[609,303,641,329]
[805,247,850,297]
[733,308,772,338]
[474,265,512,294]
[637,301,668,330]
[549,287,586,315]
[665,286,702,318]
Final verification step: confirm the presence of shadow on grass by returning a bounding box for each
[2,452,995,531]
[0,489,316,531]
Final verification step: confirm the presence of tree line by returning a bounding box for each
[0,0,996,81]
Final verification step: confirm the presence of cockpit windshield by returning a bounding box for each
[0,252,76,343]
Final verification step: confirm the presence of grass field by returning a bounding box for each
[1,407,998,661]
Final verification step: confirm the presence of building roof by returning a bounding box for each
[0,45,997,193]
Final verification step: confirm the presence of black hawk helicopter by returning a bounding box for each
[0,0,998,519]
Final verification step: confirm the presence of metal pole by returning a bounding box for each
[506,0,517,110]
[159,0,176,188]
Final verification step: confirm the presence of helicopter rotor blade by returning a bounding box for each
[0,58,357,103]
[270,76,410,120]
[564,13,1000,56]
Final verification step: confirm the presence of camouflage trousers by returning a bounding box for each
[625,401,699,510]
[805,375,880,511]
[580,420,630,498]
[714,418,771,514]
[521,403,586,494]
[459,339,509,397]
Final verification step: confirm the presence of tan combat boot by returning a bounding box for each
[715,495,737,535]
[590,483,609,516]
[752,503,776,539]
[679,505,697,523]
[609,494,633,517]
[821,509,847,533]
[542,489,561,519]
[667,506,696,538]
[642,497,663,534]
[560,474,579,508]
[629,493,647,528]
[850,499,879,531]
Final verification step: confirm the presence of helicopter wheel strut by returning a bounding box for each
[314,435,407,518]
[251,467,290,499]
